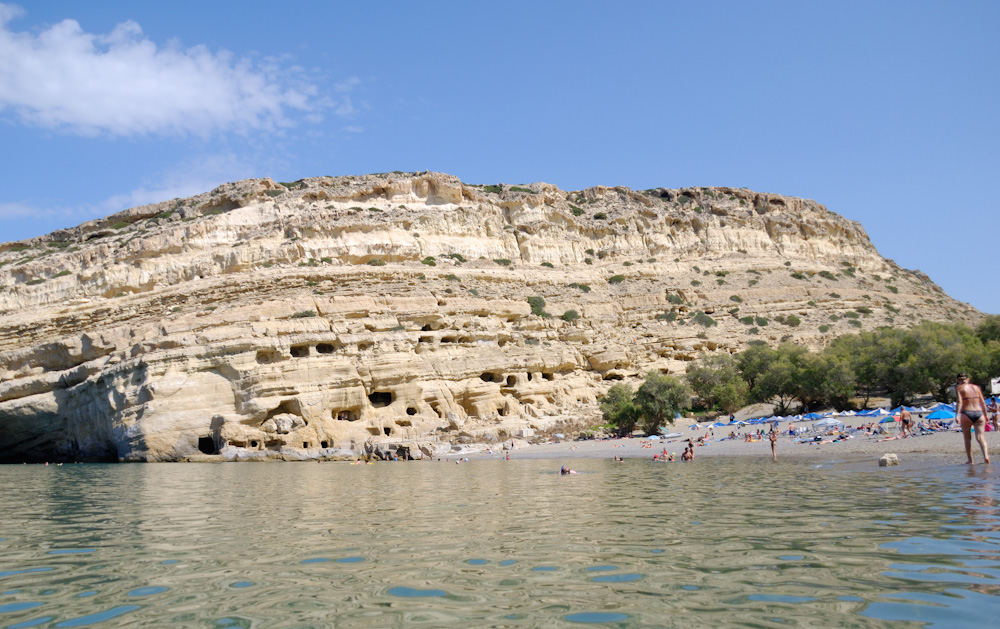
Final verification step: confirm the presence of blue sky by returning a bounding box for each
[1,1,997,313]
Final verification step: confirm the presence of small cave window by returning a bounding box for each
[480,372,497,382]
[419,336,433,344]
[432,405,444,418]
[197,437,216,455]
[506,375,516,387]
[526,372,533,381]
[383,427,391,436]
[320,440,329,449]
[369,391,394,408]
[406,407,417,416]
[256,350,282,364]
[542,373,555,381]
[421,324,432,332]
[441,336,457,344]
[250,440,258,448]
[334,410,359,421]
[302,442,310,449]
[497,407,506,417]
[603,373,624,381]
[316,343,336,354]
[290,345,309,358]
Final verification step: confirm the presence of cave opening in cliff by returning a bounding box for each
[316,343,337,354]
[251,440,259,448]
[256,350,282,364]
[197,437,216,455]
[383,427,391,436]
[290,344,310,358]
[368,391,394,407]
[321,440,329,448]
[334,409,360,421]
[506,375,516,386]
[266,399,303,421]
[526,372,533,381]
[480,372,502,383]
[406,407,417,415]
[542,372,554,381]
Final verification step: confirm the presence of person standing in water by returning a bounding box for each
[769,428,778,461]
[956,373,990,464]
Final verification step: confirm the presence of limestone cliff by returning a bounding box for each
[0,172,982,462]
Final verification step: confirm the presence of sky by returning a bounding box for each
[1,1,997,313]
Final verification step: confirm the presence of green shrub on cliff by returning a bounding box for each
[527,296,551,318]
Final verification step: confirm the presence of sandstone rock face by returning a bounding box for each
[0,173,982,462]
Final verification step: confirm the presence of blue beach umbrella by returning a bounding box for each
[926,410,956,420]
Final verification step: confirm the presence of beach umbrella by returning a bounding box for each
[710,422,727,428]
[926,410,956,420]
[802,413,822,420]
[814,418,844,428]
[879,417,897,424]
[873,408,889,416]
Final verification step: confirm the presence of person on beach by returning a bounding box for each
[769,428,778,461]
[900,407,913,438]
[956,373,990,464]
[988,397,999,432]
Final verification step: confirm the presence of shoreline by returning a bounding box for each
[469,415,999,469]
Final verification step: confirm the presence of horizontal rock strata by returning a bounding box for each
[0,172,981,462]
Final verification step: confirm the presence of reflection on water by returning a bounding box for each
[0,458,998,627]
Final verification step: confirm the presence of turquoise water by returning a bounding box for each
[1,458,999,627]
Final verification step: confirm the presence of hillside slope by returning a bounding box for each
[0,172,982,461]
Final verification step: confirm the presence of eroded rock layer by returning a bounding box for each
[0,172,981,461]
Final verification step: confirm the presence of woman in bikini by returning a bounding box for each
[956,373,990,464]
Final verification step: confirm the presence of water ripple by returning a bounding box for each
[0,459,998,625]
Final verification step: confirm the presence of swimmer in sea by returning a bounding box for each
[560,465,577,475]
[769,428,778,462]
[956,372,990,464]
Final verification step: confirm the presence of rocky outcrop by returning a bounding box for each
[0,172,982,462]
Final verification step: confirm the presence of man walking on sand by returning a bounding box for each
[900,407,913,438]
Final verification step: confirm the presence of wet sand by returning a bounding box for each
[476,416,1000,469]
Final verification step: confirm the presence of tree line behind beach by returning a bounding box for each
[601,316,1000,434]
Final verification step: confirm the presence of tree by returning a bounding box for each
[685,354,748,413]
[736,342,775,393]
[634,371,690,435]
[743,343,806,415]
[827,332,880,407]
[599,384,639,434]
[976,315,1000,345]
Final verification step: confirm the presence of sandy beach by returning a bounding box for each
[473,415,1000,470]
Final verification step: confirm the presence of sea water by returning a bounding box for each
[1,457,998,627]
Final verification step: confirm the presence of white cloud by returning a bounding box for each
[0,152,266,239]
[0,4,326,136]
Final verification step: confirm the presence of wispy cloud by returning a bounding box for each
[0,3,331,137]
[0,152,267,239]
